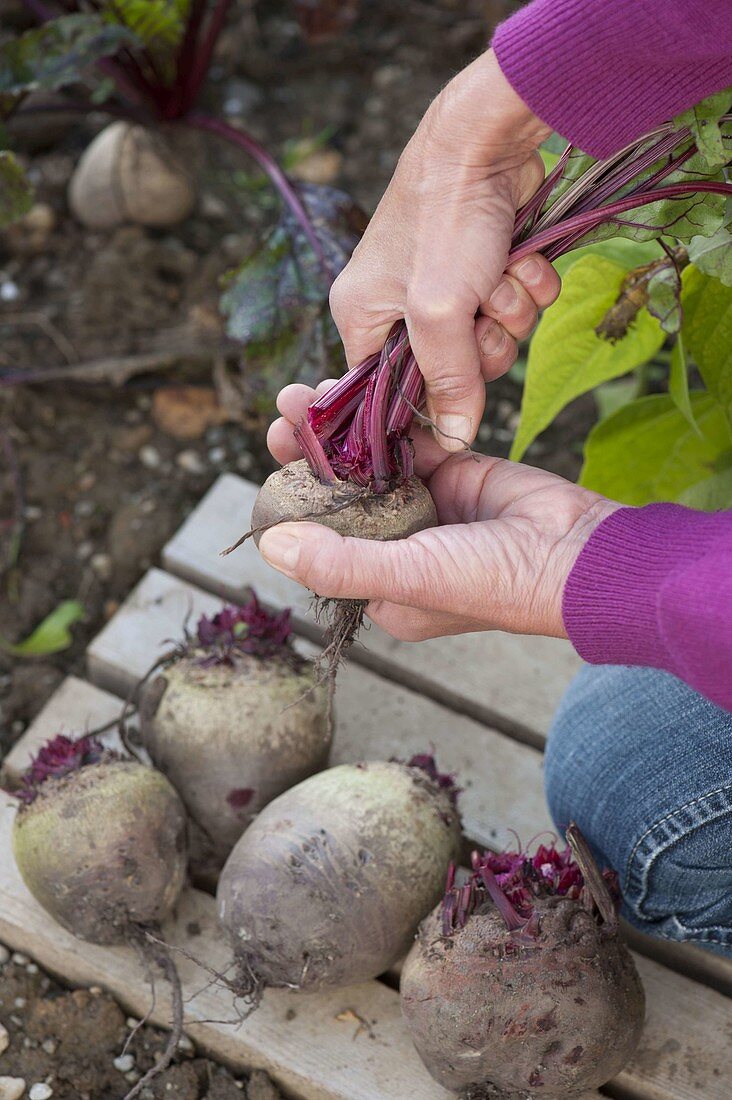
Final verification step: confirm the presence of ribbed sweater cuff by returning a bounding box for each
[562,504,728,673]
[492,0,732,158]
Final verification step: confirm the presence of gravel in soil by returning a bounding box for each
[0,947,282,1099]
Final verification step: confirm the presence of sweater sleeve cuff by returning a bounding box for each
[492,0,732,158]
[562,503,728,673]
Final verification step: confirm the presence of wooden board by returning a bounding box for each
[160,478,732,1001]
[0,791,449,1100]
[5,682,732,1100]
[86,568,554,849]
[161,474,581,745]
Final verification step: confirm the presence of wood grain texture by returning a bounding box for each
[161,473,581,744]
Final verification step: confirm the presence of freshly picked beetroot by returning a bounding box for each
[139,595,330,870]
[11,734,187,945]
[401,825,645,1099]
[217,755,461,995]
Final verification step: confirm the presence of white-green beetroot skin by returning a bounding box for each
[217,761,461,992]
[139,653,330,862]
[12,761,187,945]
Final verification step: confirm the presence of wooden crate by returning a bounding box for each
[1,473,730,1100]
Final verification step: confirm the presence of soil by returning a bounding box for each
[0,2,596,1093]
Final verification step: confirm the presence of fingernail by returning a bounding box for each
[480,321,506,356]
[435,414,472,452]
[516,258,543,285]
[259,528,301,574]
[488,280,517,313]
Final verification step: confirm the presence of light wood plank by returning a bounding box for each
[161,474,581,744]
[86,569,554,849]
[1,677,126,784]
[7,686,731,1100]
[0,794,449,1100]
[87,567,221,697]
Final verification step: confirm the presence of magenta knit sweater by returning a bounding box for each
[493,1,732,711]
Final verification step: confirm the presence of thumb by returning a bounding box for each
[258,522,442,607]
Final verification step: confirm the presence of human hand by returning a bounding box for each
[262,384,620,642]
[329,48,561,451]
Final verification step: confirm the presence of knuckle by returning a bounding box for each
[328,272,354,324]
[426,369,479,404]
[407,289,463,330]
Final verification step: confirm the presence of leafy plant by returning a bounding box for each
[0,1,365,387]
[0,600,84,657]
[508,91,732,510]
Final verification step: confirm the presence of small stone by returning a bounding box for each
[90,553,112,580]
[74,499,95,517]
[0,280,20,302]
[41,1040,56,1055]
[76,540,94,561]
[0,1024,9,1055]
[506,411,521,432]
[78,472,96,492]
[22,204,56,234]
[29,1086,53,1100]
[478,424,492,443]
[177,1034,194,1053]
[201,193,228,219]
[139,445,161,469]
[235,453,253,473]
[23,506,42,521]
[11,953,29,966]
[88,986,102,995]
[0,1077,26,1100]
[372,64,404,89]
[113,1054,135,1073]
[125,1017,139,1030]
[176,449,206,475]
[13,997,26,1010]
[208,446,226,464]
[26,963,38,975]
[124,1071,141,1085]
[0,946,9,965]
[290,147,343,186]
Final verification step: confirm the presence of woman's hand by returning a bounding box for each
[262,384,620,642]
[330,48,561,451]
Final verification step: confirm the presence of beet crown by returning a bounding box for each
[15,733,113,805]
[193,594,296,667]
[443,831,620,937]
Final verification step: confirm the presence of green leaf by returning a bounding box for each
[103,0,189,49]
[579,393,731,505]
[510,254,665,460]
[0,600,84,657]
[594,377,639,421]
[687,203,732,287]
[681,266,732,419]
[0,150,33,227]
[552,236,662,280]
[678,464,732,510]
[675,87,732,170]
[646,261,683,334]
[220,183,366,400]
[0,14,137,110]
[668,333,701,435]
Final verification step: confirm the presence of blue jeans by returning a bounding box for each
[545,665,732,955]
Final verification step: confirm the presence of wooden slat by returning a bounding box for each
[1,677,125,784]
[161,474,581,745]
[6,682,732,1100]
[0,789,449,1100]
[86,569,553,849]
[160,476,732,1000]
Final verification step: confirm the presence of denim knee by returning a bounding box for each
[544,665,732,953]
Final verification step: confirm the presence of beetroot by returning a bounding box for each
[139,596,330,874]
[12,734,187,945]
[401,826,645,1099]
[217,756,461,994]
